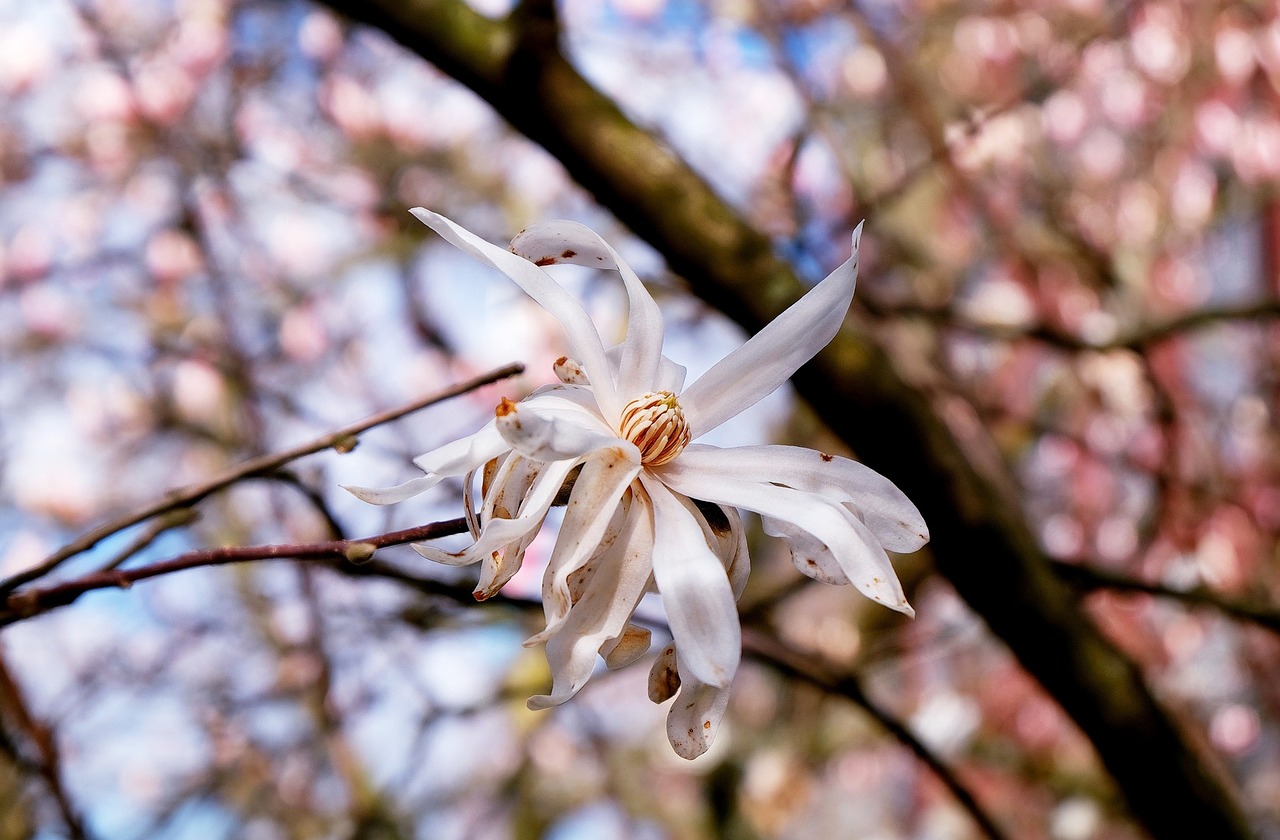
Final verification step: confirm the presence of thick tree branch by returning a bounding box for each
[306,2,1255,836]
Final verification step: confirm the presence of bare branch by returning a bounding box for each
[1054,561,1280,635]
[0,519,470,627]
[0,363,523,595]
[0,654,93,840]
[872,300,1280,351]
[742,628,1012,840]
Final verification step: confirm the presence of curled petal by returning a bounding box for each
[642,475,741,688]
[527,502,655,710]
[411,208,620,420]
[679,225,862,438]
[666,645,732,760]
[473,457,543,598]
[647,641,680,704]
[414,458,576,567]
[553,355,588,385]
[472,456,543,596]
[511,220,664,401]
[675,444,928,552]
[657,461,913,616]
[495,396,631,462]
[687,500,750,598]
[531,445,642,642]
[718,505,751,599]
[602,624,652,669]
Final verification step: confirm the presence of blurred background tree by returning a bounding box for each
[0,0,1277,838]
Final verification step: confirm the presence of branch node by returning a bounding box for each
[344,542,377,563]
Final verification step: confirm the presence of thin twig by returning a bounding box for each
[0,363,523,595]
[1053,561,1280,634]
[742,628,1012,840]
[0,519,470,627]
[94,508,201,573]
[871,300,1280,352]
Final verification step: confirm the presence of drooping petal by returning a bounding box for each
[666,647,732,760]
[410,208,621,420]
[413,458,577,567]
[495,396,632,462]
[679,224,863,438]
[527,501,655,710]
[657,461,913,616]
[674,444,928,552]
[511,221,664,401]
[343,420,509,504]
[641,474,741,688]
[530,445,642,641]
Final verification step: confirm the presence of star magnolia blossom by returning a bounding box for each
[348,208,929,759]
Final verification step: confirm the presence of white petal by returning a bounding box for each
[511,221,664,401]
[532,445,642,640]
[413,458,576,567]
[495,397,631,462]
[410,208,620,419]
[655,353,687,394]
[666,647,732,760]
[642,475,741,688]
[345,419,511,504]
[527,502,654,709]
[679,225,862,438]
[658,461,913,616]
[410,419,510,478]
[675,444,928,552]
[761,514,849,585]
[342,475,440,505]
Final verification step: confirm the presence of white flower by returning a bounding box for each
[347,209,928,759]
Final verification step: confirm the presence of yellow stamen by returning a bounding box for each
[618,391,691,466]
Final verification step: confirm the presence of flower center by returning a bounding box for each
[618,391,690,466]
